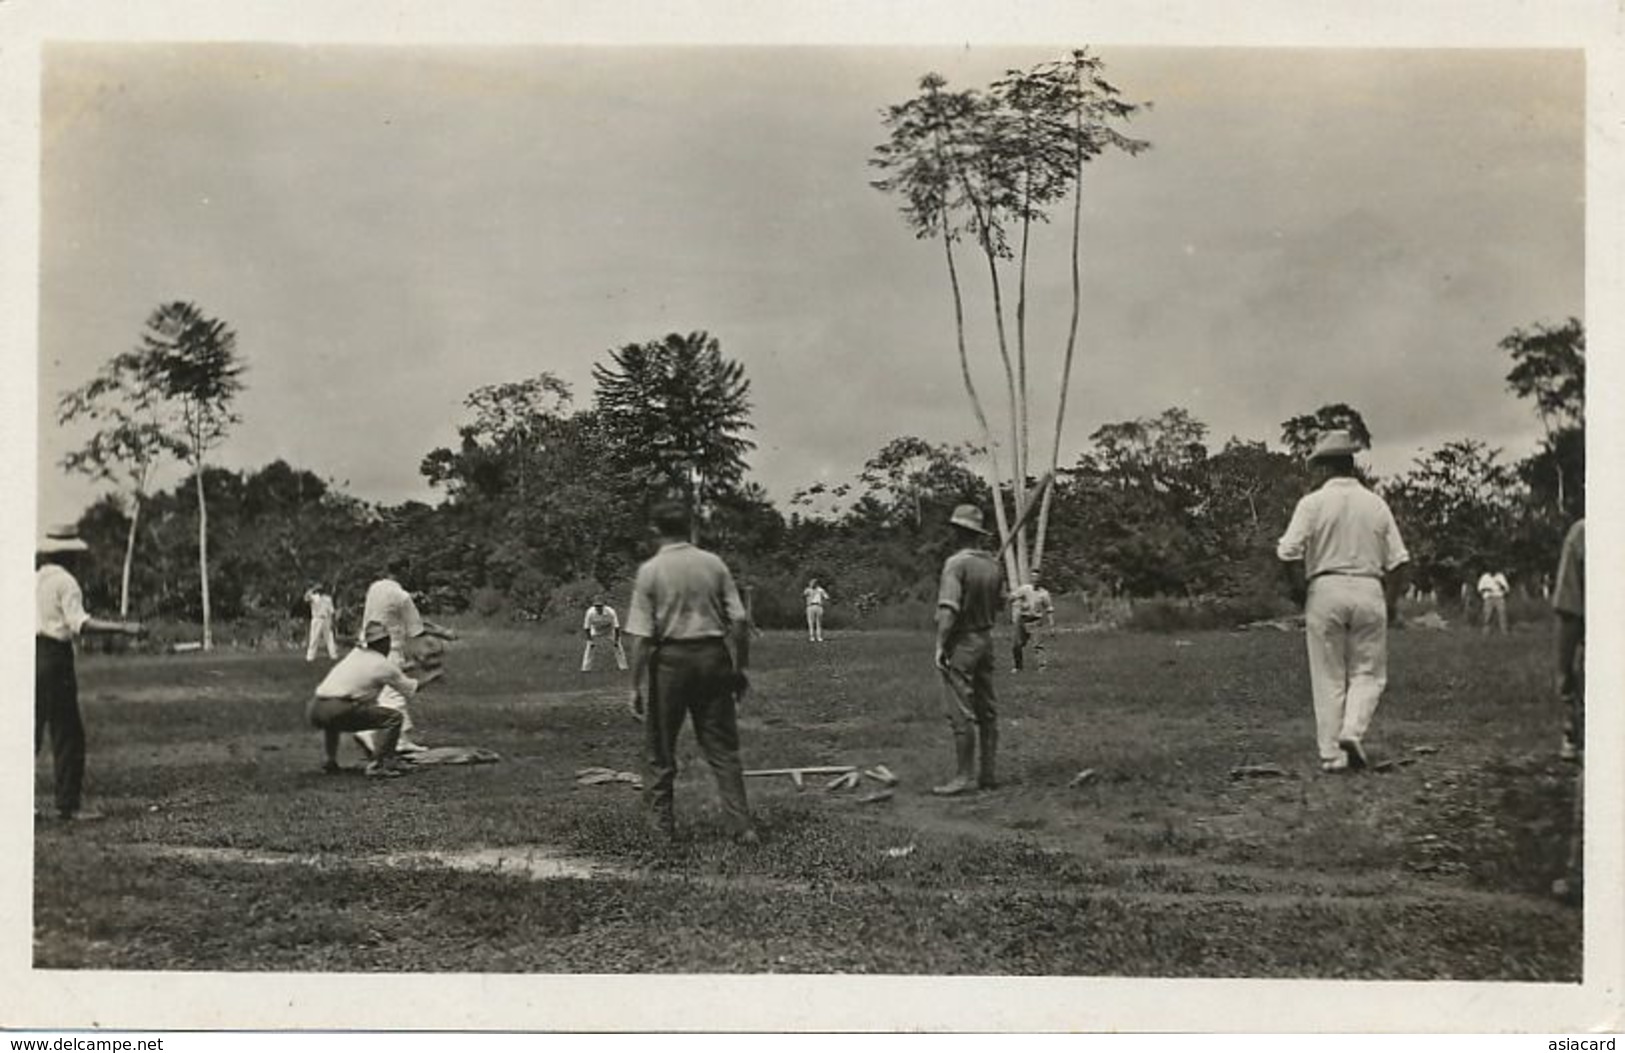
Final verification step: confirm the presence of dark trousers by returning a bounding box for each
[940,630,999,733]
[35,636,86,817]
[642,639,751,834]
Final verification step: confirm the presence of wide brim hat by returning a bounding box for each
[37,524,89,554]
[1307,429,1364,462]
[948,504,990,534]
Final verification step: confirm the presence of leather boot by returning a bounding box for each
[977,723,998,789]
[932,730,978,796]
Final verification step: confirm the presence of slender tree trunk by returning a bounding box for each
[1034,73,1088,574]
[196,465,212,650]
[1014,161,1035,585]
[970,211,1025,583]
[120,492,142,618]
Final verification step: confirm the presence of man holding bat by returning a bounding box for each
[932,503,1007,796]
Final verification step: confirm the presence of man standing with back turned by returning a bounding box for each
[1277,430,1410,773]
[626,501,757,844]
[933,504,1006,796]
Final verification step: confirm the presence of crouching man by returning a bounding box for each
[307,620,418,778]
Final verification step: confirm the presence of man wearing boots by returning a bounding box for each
[932,504,1006,796]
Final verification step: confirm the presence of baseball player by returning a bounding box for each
[1476,567,1510,634]
[353,557,457,755]
[304,582,339,661]
[36,524,146,821]
[308,620,416,778]
[803,578,830,642]
[1277,429,1410,773]
[1009,571,1055,673]
[581,597,628,672]
[932,504,1006,796]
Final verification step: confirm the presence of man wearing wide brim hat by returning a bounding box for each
[307,619,415,777]
[35,524,145,821]
[931,503,1006,795]
[1277,430,1411,773]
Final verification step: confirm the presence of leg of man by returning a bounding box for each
[36,637,86,817]
[1304,578,1353,765]
[323,620,338,659]
[933,638,980,795]
[688,641,753,836]
[967,633,1000,789]
[1494,596,1508,634]
[306,620,320,661]
[1034,624,1048,671]
[812,607,824,642]
[806,607,816,642]
[581,638,595,673]
[1012,619,1027,672]
[313,697,404,767]
[614,639,628,671]
[1339,578,1389,750]
[642,647,689,837]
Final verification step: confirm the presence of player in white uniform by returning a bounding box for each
[1009,573,1055,672]
[353,558,456,755]
[803,578,830,642]
[581,598,628,672]
[304,583,339,661]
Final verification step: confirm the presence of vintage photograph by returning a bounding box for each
[20,20,1608,1029]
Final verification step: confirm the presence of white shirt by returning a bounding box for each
[1277,477,1409,579]
[583,605,620,637]
[360,578,424,651]
[315,646,418,702]
[307,592,336,621]
[1477,572,1509,599]
[36,564,91,642]
[626,542,747,641]
[803,586,829,608]
[1011,584,1054,621]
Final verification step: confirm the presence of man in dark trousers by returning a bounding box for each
[35,524,145,821]
[933,504,1006,796]
[625,500,757,844]
[1551,518,1584,904]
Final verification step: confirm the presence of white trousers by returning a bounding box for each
[1304,575,1388,761]
[305,617,338,661]
[806,605,824,641]
[581,636,628,671]
[355,647,416,753]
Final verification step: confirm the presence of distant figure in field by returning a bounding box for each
[354,557,457,756]
[1551,519,1584,904]
[308,620,414,778]
[304,582,339,661]
[35,525,146,821]
[581,597,628,672]
[1009,571,1055,673]
[1476,567,1510,634]
[626,500,757,844]
[1277,430,1410,773]
[803,578,830,643]
[932,504,1006,796]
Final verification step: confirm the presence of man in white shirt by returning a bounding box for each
[35,525,145,820]
[1277,430,1410,773]
[304,583,339,661]
[581,598,628,672]
[1009,572,1055,673]
[309,620,416,777]
[803,578,830,642]
[354,558,457,755]
[1476,568,1510,635]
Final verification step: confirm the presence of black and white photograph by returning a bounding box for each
[7,0,1623,1036]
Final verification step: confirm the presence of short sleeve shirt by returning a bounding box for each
[1276,477,1409,579]
[938,549,1004,633]
[1477,573,1509,599]
[625,542,747,641]
[1012,584,1053,621]
[36,564,92,642]
[361,579,424,651]
[1552,520,1584,619]
[308,592,336,620]
[583,605,620,636]
[803,586,829,608]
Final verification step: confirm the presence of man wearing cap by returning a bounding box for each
[308,621,415,778]
[35,525,145,821]
[1277,430,1410,773]
[304,582,339,661]
[1009,570,1054,674]
[932,503,1007,795]
[581,597,628,672]
[803,578,830,643]
[626,500,756,844]
[355,557,457,755]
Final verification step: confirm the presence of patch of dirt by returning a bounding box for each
[130,842,625,881]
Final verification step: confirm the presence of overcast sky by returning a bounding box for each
[36,44,1583,525]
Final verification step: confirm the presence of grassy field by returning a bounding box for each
[34,623,1581,978]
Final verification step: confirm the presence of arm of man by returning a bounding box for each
[628,634,652,719]
[1556,612,1583,702]
[1383,561,1411,621]
[420,619,458,641]
[1276,497,1312,607]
